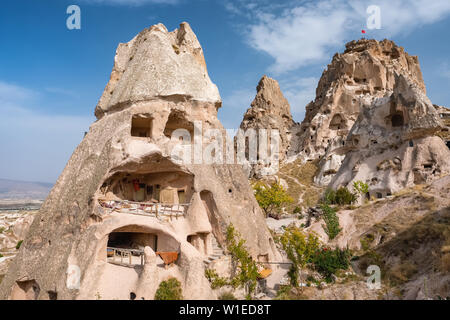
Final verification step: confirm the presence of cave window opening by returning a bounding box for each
[177,190,186,204]
[131,116,152,138]
[391,113,404,127]
[164,111,194,139]
[100,172,193,205]
[329,114,345,130]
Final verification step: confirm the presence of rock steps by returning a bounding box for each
[203,236,225,268]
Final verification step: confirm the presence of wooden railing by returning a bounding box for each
[107,247,144,266]
[106,247,179,267]
[99,200,188,220]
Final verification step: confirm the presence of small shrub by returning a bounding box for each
[154,278,183,300]
[353,181,369,196]
[0,253,3,258]
[322,187,357,206]
[205,269,229,289]
[16,240,23,250]
[335,187,357,205]
[253,182,293,218]
[312,247,352,283]
[305,275,320,286]
[322,189,336,205]
[218,292,237,300]
[293,206,302,214]
[275,285,292,300]
[360,234,375,251]
[320,204,342,240]
[0,227,5,234]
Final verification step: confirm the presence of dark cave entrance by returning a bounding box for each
[391,113,404,127]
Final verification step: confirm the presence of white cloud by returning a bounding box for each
[232,0,450,74]
[0,82,39,104]
[248,1,352,74]
[0,82,93,182]
[80,0,179,6]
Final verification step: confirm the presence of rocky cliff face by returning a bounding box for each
[239,76,295,178]
[288,39,428,185]
[0,22,279,300]
[329,73,450,195]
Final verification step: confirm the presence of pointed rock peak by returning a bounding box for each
[95,22,221,119]
[255,75,283,98]
[251,75,292,117]
[239,75,294,178]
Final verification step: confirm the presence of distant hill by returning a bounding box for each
[0,179,53,200]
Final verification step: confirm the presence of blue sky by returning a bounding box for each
[1,0,450,183]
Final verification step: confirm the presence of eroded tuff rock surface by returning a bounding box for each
[239,76,295,178]
[0,22,279,300]
[329,73,450,195]
[287,39,429,185]
[95,22,221,119]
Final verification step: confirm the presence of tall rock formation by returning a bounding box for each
[329,73,450,196]
[239,75,295,178]
[0,23,278,300]
[287,39,430,185]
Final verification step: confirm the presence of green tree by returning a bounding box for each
[312,247,352,282]
[322,187,356,206]
[279,226,320,288]
[226,225,260,299]
[253,182,293,218]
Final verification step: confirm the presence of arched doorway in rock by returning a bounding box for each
[187,232,210,255]
[104,225,180,267]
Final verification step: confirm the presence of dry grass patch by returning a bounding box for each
[277,159,324,211]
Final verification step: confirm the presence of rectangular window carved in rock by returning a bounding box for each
[131,116,152,138]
